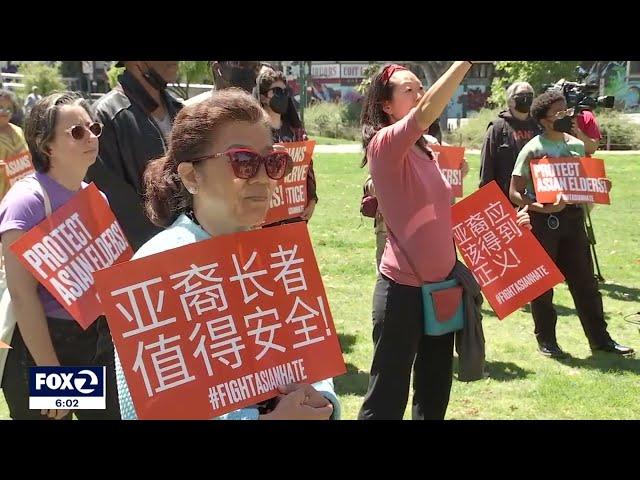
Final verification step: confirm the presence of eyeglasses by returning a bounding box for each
[64,122,103,140]
[513,93,533,100]
[548,107,575,120]
[0,107,14,115]
[187,146,293,180]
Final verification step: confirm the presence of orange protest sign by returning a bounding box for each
[531,156,610,205]
[10,183,134,329]
[452,181,565,319]
[93,222,346,420]
[431,145,464,198]
[263,140,315,224]
[3,150,35,187]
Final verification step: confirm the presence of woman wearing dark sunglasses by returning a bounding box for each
[255,67,319,225]
[0,89,30,202]
[113,88,340,420]
[0,92,121,420]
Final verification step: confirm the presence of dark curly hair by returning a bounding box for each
[530,90,566,122]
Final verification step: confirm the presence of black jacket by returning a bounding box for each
[479,109,541,199]
[86,71,183,251]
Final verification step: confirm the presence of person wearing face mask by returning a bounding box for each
[554,80,601,156]
[255,67,318,224]
[86,61,183,251]
[185,61,262,106]
[509,90,634,359]
[480,82,540,200]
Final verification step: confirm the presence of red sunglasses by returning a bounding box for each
[64,122,103,140]
[187,147,293,180]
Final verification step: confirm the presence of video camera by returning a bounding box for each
[543,67,615,113]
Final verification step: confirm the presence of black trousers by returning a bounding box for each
[358,273,454,420]
[529,206,611,348]
[1,316,121,420]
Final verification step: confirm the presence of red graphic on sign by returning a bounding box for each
[430,145,464,198]
[263,140,315,224]
[3,150,35,186]
[451,181,564,319]
[10,183,133,329]
[531,156,610,205]
[94,222,346,419]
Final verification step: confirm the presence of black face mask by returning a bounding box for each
[514,94,533,113]
[269,92,289,115]
[552,115,573,133]
[141,64,168,92]
[227,67,258,92]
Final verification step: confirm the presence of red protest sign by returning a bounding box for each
[531,156,610,205]
[431,144,464,198]
[10,183,134,329]
[263,140,315,224]
[93,222,346,420]
[451,181,565,319]
[3,150,35,187]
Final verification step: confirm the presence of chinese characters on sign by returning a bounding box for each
[451,181,565,319]
[94,222,345,419]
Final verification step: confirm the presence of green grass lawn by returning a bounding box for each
[2,153,638,420]
[309,152,640,420]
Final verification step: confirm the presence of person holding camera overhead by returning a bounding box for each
[509,89,633,359]
[553,79,605,156]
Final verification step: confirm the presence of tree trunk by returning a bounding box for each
[413,61,453,134]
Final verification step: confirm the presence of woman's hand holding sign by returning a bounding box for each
[261,384,333,420]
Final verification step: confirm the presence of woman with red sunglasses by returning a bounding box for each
[0,92,121,420]
[113,88,340,420]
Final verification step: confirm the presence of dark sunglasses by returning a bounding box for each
[64,122,103,140]
[268,86,289,96]
[188,147,293,180]
[0,107,14,115]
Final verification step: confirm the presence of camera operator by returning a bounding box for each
[509,89,633,358]
[553,79,600,155]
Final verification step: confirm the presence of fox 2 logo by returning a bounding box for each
[29,366,105,397]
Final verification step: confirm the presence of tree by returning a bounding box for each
[356,62,382,95]
[489,61,582,107]
[107,64,125,89]
[18,62,66,96]
[412,62,452,132]
[173,61,212,100]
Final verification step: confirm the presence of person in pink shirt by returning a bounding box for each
[357,62,530,420]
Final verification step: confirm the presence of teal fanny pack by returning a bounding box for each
[388,228,465,337]
[421,279,464,336]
